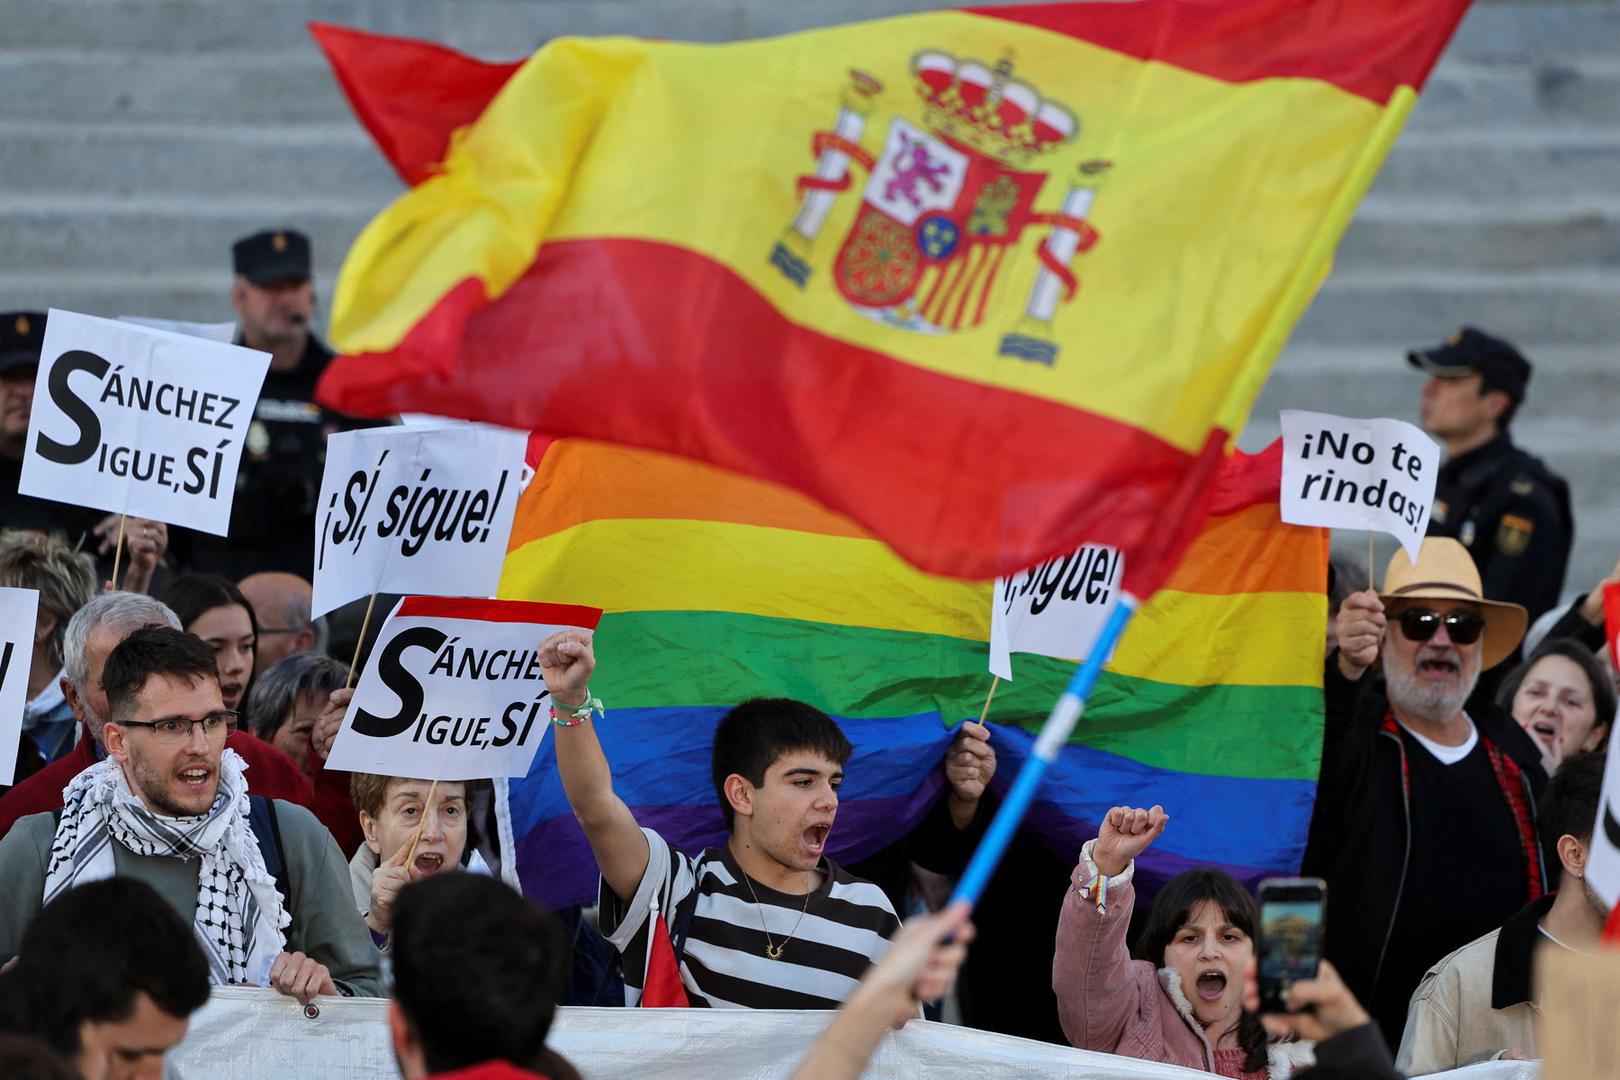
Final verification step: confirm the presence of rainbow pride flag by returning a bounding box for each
[316,2,1464,587]
[500,438,1326,910]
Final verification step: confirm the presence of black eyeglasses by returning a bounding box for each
[117,711,240,743]
[1396,607,1486,646]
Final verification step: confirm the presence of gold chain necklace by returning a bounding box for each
[739,869,813,960]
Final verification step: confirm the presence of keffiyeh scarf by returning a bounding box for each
[44,748,289,985]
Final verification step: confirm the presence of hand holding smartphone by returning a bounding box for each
[1256,877,1326,1013]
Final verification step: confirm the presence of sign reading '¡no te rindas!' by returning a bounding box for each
[19,310,269,536]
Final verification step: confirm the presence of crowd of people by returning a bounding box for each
[0,229,1614,1080]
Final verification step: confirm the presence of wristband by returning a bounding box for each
[550,692,604,727]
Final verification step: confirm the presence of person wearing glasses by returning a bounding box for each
[0,626,380,1002]
[1303,537,1546,1050]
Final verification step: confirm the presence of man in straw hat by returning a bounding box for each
[1302,537,1548,1048]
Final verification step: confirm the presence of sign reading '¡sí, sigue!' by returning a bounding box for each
[325,597,603,781]
[311,424,530,620]
[19,310,269,536]
[990,543,1123,680]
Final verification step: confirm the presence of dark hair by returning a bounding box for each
[1133,868,1268,1074]
[0,879,209,1061]
[1497,639,1616,747]
[1538,751,1607,884]
[161,572,259,638]
[1480,378,1519,432]
[0,1035,77,1080]
[392,874,580,1080]
[244,650,345,741]
[102,626,221,723]
[710,698,853,828]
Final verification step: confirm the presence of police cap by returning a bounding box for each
[1407,326,1531,405]
[232,228,312,286]
[0,311,45,376]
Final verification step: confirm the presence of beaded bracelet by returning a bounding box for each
[550,692,605,727]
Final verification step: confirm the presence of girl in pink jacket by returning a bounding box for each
[1054,805,1306,1079]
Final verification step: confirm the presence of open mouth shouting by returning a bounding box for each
[1194,968,1228,1003]
[177,765,213,792]
[1415,648,1461,683]
[802,822,832,858]
[220,681,244,710]
[413,851,448,876]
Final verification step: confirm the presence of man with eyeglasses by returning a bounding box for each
[1303,537,1548,1049]
[0,627,380,1002]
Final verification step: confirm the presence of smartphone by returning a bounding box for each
[1257,877,1326,1013]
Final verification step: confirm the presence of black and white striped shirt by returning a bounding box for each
[601,827,900,1009]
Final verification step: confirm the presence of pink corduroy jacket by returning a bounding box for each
[1052,843,1309,1080]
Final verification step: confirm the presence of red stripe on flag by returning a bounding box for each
[395,596,602,628]
[967,0,1471,106]
[310,23,521,185]
[641,913,692,1008]
[1603,582,1620,670]
[317,237,1232,591]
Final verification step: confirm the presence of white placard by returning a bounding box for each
[1588,701,1620,910]
[326,596,601,780]
[0,588,42,785]
[118,315,238,344]
[1279,410,1440,563]
[19,309,269,536]
[990,545,1123,681]
[311,424,528,620]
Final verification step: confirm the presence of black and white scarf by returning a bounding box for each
[44,748,289,985]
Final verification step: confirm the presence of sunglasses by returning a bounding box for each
[1396,607,1486,646]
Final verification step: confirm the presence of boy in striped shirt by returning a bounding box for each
[538,629,994,1009]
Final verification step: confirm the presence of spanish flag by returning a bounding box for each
[316,1,1466,587]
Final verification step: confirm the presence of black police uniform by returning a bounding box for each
[1429,433,1572,626]
[174,333,338,580]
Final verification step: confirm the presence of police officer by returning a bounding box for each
[1409,327,1572,626]
[173,228,359,579]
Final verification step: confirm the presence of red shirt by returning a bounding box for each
[431,1063,552,1080]
[0,724,312,841]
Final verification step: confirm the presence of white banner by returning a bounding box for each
[989,544,1123,680]
[1587,701,1620,909]
[311,425,528,620]
[19,309,268,536]
[169,988,1541,1080]
[0,588,41,785]
[1279,410,1440,563]
[326,596,601,781]
[117,315,238,343]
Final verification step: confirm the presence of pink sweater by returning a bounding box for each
[1053,860,1269,1079]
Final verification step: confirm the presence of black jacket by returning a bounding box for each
[1429,433,1572,627]
[1301,656,1548,1035]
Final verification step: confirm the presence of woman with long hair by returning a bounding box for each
[160,574,258,712]
[1055,805,1308,1078]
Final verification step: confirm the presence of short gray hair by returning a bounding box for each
[244,651,347,740]
[63,592,182,690]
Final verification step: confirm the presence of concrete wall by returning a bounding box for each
[3,0,1616,598]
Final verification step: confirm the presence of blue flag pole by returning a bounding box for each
[950,595,1139,907]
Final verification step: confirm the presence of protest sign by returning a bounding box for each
[312,424,528,620]
[118,315,238,343]
[19,309,268,535]
[989,544,1123,680]
[1279,410,1439,562]
[326,596,601,780]
[1587,698,1620,912]
[0,588,41,785]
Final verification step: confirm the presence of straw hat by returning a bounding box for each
[1380,537,1527,669]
